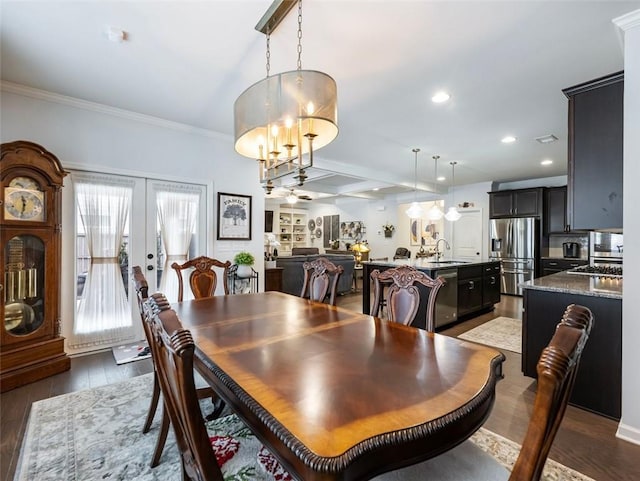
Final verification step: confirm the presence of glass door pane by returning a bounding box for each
[145,180,207,302]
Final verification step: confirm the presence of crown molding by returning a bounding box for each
[0,81,231,141]
[613,9,640,31]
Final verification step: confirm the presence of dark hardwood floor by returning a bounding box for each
[2,293,638,481]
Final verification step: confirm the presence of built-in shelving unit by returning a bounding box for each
[278,209,307,254]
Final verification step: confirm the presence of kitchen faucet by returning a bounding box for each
[434,238,451,260]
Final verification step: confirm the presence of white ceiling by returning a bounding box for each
[2,0,638,201]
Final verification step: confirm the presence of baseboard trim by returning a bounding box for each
[616,421,640,446]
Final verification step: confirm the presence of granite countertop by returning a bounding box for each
[520,272,622,299]
[540,256,589,261]
[365,258,498,270]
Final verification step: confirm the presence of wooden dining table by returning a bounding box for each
[173,291,505,481]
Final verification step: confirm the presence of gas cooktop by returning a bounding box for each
[567,265,623,278]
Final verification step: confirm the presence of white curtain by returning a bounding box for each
[157,190,199,302]
[69,175,134,348]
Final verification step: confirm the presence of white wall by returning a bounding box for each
[614,9,640,445]
[1,89,266,353]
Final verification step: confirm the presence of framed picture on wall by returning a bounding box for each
[217,192,252,240]
[410,219,421,246]
[265,210,274,233]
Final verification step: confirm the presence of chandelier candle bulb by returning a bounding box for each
[285,117,293,144]
[271,125,279,152]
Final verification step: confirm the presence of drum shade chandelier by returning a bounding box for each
[234,0,338,193]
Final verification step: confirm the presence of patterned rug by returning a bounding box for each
[111,340,151,364]
[14,373,593,480]
[458,316,522,353]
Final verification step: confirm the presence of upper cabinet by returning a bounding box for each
[489,188,542,218]
[563,72,623,231]
[544,186,568,234]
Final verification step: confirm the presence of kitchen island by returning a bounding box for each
[362,258,501,330]
[521,272,622,419]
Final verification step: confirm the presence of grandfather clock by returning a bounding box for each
[1,141,70,392]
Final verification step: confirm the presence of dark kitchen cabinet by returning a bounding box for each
[563,72,623,230]
[457,265,483,317]
[489,188,542,218]
[541,258,587,277]
[482,263,501,307]
[544,186,568,234]
[523,288,621,419]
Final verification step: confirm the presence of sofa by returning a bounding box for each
[276,254,356,297]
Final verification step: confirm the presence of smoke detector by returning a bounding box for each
[106,26,127,43]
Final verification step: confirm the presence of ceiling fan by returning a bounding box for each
[272,187,313,203]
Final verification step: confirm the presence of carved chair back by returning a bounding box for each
[509,303,593,481]
[171,256,231,301]
[370,265,445,332]
[132,267,173,465]
[300,257,344,306]
[142,295,226,481]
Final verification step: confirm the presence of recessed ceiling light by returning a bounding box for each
[372,187,379,191]
[431,91,450,103]
[541,159,553,166]
[501,136,517,144]
[437,176,446,182]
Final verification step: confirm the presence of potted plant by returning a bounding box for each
[234,251,255,278]
[382,223,395,238]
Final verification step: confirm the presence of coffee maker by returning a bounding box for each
[562,242,580,258]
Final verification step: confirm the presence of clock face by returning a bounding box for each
[9,176,40,190]
[4,187,45,221]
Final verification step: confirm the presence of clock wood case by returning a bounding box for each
[1,141,70,392]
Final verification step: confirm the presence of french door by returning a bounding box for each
[66,172,207,352]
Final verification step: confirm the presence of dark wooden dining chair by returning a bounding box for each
[143,298,291,481]
[132,267,223,468]
[300,256,344,306]
[370,265,445,332]
[171,256,231,302]
[373,304,594,481]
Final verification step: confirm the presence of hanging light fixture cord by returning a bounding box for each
[451,161,457,203]
[413,148,420,200]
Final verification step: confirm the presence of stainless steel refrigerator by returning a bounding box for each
[489,217,537,296]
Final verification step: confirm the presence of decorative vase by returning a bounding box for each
[236,265,253,278]
[265,260,277,269]
[384,230,393,238]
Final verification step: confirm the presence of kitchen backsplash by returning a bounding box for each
[546,234,589,259]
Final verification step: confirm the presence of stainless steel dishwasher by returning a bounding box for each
[434,268,458,328]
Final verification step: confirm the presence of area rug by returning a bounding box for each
[111,340,151,364]
[458,316,522,354]
[14,374,594,481]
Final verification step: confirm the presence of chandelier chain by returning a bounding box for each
[297,0,303,70]
[266,33,271,77]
